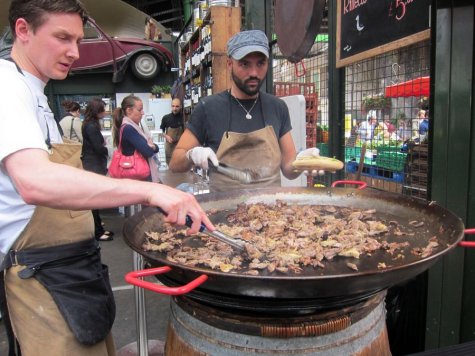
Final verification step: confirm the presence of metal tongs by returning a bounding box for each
[156,207,246,252]
[211,161,260,184]
[185,216,246,252]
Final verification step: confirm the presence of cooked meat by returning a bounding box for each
[409,220,425,228]
[143,201,440,274]
[412,236,439,258]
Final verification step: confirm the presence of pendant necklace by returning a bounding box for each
[232,93,259,120]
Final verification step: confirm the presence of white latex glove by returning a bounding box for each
[296,147,325,176]
[186,147,219,170]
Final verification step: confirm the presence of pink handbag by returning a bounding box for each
[108,126,150,180]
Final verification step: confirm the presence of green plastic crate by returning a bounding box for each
[317,143,329,157]
[376,145,402,153]
[376,151,407,172]
[345,146,375,165]
[345,146,362,161]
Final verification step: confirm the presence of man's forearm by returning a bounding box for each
[5,148,215,233]
[169,147,193,172]
[4,148,158,208]
[9,160,151,209]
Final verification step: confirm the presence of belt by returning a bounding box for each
[3,238,99,273]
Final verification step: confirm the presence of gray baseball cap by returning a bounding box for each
[227,30,269,60]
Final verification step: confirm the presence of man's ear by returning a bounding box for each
[14,18,31,42]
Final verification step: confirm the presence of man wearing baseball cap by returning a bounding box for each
[170,30,322,191]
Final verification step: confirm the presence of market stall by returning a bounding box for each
[344,76,430,196]
[384,76,430,98]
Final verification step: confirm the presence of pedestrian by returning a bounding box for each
[112,95,161,182]
[397,119,413,142]
[358,111,378,142]
[160,98,184,165]
[418,109,429,141]
[0,1,214,355]
[81,98,114,241]
[60,99,83,142]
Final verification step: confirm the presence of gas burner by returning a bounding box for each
[157,274,382,315]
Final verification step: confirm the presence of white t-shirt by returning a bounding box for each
[358,120,375,142]
[0,59,62,256]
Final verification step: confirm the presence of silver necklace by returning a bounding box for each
[232,93,259,120]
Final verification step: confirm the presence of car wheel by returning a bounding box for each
[131,52,159,80]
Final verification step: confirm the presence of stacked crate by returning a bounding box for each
[274,82,318,186]
[403,143,428,199]
[273,82,318,148]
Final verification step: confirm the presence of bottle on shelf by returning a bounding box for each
[180,5,240,118]
[184,58,190,80]
[207,68,213,96]
[183,84,192,109]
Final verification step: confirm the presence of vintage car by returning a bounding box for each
[0,18,174,82]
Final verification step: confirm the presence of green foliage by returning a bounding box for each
[151,85,171,95]
[362,94,391,110]
[161,85,171,94]
[151,85,162,95]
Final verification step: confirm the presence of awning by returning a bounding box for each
[384,76,430,98]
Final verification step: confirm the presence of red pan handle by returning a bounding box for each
[124,266,208,295]
[331,180,367,190]
[459,229,475,248]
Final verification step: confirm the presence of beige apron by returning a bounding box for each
[165,126,183,165]
[212,126,281,192]
[4,143,116,356]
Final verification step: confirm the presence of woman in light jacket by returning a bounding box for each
[60,100,83,142]
[82,98,113,241]
[112,95,160,183]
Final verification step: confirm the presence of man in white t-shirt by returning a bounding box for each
[0,1,214,354]
[358,110,378,142]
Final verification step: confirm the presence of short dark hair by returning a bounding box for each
[9,0,88,39]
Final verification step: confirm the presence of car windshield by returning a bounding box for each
[83,21,101,40]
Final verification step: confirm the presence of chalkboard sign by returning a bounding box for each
[337,0,430,68]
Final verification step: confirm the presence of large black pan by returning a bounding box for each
[123,187,464,300]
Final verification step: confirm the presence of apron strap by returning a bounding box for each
[69,117,75,140]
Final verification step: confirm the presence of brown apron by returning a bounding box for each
[212,126,282,192]
[165,126,183,165]
[4,143,116,355]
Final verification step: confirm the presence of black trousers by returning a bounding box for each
[92,209,105,238]
[0,272,21,356]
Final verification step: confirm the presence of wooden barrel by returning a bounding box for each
[165,292,391,356]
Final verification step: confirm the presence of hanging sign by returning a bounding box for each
[336,0,430,68]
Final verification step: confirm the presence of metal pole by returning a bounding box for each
[128,205,149,356]
[133,251,148,356]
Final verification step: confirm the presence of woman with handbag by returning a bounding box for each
[111,95,160,183]
[82,99,114,241]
